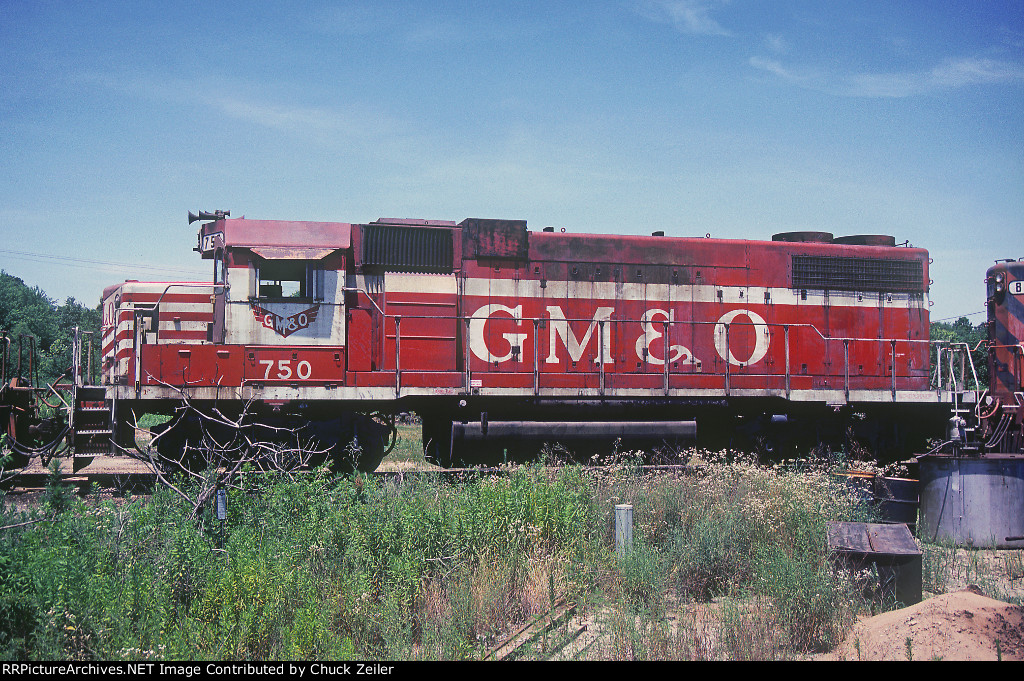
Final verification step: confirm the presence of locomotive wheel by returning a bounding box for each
[334,412,396,473]
[151,410,236,471]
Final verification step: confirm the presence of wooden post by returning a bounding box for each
[615,504,633,558]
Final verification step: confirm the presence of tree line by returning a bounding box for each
[0,271,102,389]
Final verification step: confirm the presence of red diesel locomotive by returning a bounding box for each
[980,259,1024,454]
[73,210,958,470]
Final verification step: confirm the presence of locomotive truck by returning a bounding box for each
[3,211,1020,471]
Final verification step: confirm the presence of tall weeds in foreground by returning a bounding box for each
[592,450,878,658]
[0,463,597,660]
[0,451,883,660]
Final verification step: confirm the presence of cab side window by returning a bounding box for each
[255,260,323,301]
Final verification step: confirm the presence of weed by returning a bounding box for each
[43,458,75,514]
[618,540,666,616]
[0,448,898,660]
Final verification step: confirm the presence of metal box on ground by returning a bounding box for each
[827,521,922,606]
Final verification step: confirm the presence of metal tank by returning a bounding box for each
[918,454,1024,549]
[917,258,1024,549]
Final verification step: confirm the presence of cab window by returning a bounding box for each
[256,260,323,301]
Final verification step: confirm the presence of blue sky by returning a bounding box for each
[1,1,1021,321]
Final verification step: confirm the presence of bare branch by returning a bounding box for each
[113,379,330,521]
[0,516,57,531]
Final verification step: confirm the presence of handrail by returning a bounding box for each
[371,313,940,401]
[341,286,386,317]
[117,282,224,313]
[931,341,982,393]
[118,303,975,401]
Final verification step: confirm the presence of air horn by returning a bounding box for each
[188,209,230,224]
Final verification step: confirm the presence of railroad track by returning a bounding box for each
[2,456,698,495]
[2,456,157,495]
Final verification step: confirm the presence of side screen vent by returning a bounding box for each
[362,225,454,273]
[792,255,924,292]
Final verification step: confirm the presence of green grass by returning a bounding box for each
[0,443,907,661]
[386,421,433,468]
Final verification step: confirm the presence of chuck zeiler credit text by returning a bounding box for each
[1,663,395,676]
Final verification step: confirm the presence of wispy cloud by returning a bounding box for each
[81,70,406,145]
[748,56,806,84]
[202,90,430,165]
[637,0,732,37]
[848,57,1024,97]
[303,6,548,46]
[763,33,789,55]
[750,55,1024,97]
[212,97,340,132]
[302,5,385,37]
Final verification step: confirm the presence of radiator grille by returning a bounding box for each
[362,225,454,273]
[792,255,924,292]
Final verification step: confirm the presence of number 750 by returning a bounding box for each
[259,359,313,380]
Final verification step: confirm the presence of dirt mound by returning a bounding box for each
[825,586,1024,661]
